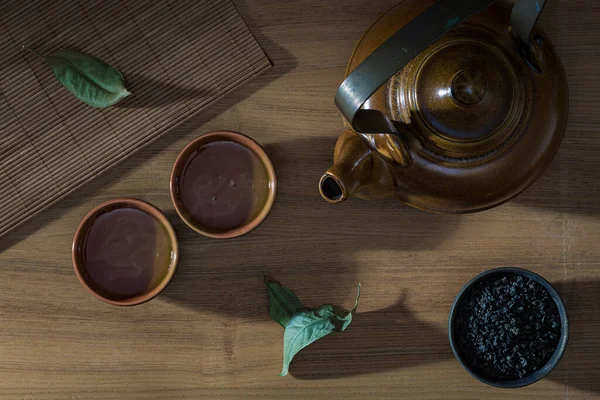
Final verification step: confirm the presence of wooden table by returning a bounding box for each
[1,0,598,398]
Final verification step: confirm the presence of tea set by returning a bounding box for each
[71,0,569,387]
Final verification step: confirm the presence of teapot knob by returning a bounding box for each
[450,69,488,106]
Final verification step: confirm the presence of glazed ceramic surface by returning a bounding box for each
[72,198,179,306]
[320,0,568,213]
[170,131,277,239]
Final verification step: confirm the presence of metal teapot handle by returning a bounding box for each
[335,0,546,134]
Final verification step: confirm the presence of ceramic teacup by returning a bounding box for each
[170,131,277,239]
[72,198,179,306]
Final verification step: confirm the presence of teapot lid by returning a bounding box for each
[410,38,522,142]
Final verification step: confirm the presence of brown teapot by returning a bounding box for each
[319,0,568,213]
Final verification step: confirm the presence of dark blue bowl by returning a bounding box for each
[448,267,569,388]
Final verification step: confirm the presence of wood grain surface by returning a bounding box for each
[0,0,599,398]
[0,0,271,238]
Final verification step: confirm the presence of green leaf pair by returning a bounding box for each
[23,47,131,108]
[266,280,361,376]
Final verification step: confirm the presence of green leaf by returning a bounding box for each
[279,306,337,376]
[278,284,361,376]
[336,283,361,332]
[266,280,304,328]
[24,47,130,108]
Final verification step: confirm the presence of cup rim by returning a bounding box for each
[72,198,179,306]
[170,131,277,239]
[448,267,569,388]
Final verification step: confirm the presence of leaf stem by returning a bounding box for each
[21,45,45,60]
[352,283,361,313]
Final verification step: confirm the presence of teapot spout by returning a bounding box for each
[319,174,345,203]
[319,163,366,204]
[320,129,394,203]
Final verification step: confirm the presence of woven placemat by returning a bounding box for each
[0,0,271,237]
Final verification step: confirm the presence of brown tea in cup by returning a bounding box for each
[72,199,179,306]
[171,131,276,238]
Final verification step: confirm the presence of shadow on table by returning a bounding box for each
[162,134,461,379]
[162,134,462,318]
[115,73,220,109]
[290,292,452,379]
[0,26,295,254]
[513,150,600,217]
[549,280,600,394]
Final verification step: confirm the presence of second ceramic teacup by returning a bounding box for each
[170,131,277,238]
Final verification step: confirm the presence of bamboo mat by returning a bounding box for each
[0,0,271,237]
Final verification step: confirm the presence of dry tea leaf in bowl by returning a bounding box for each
[23,47,131,108]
